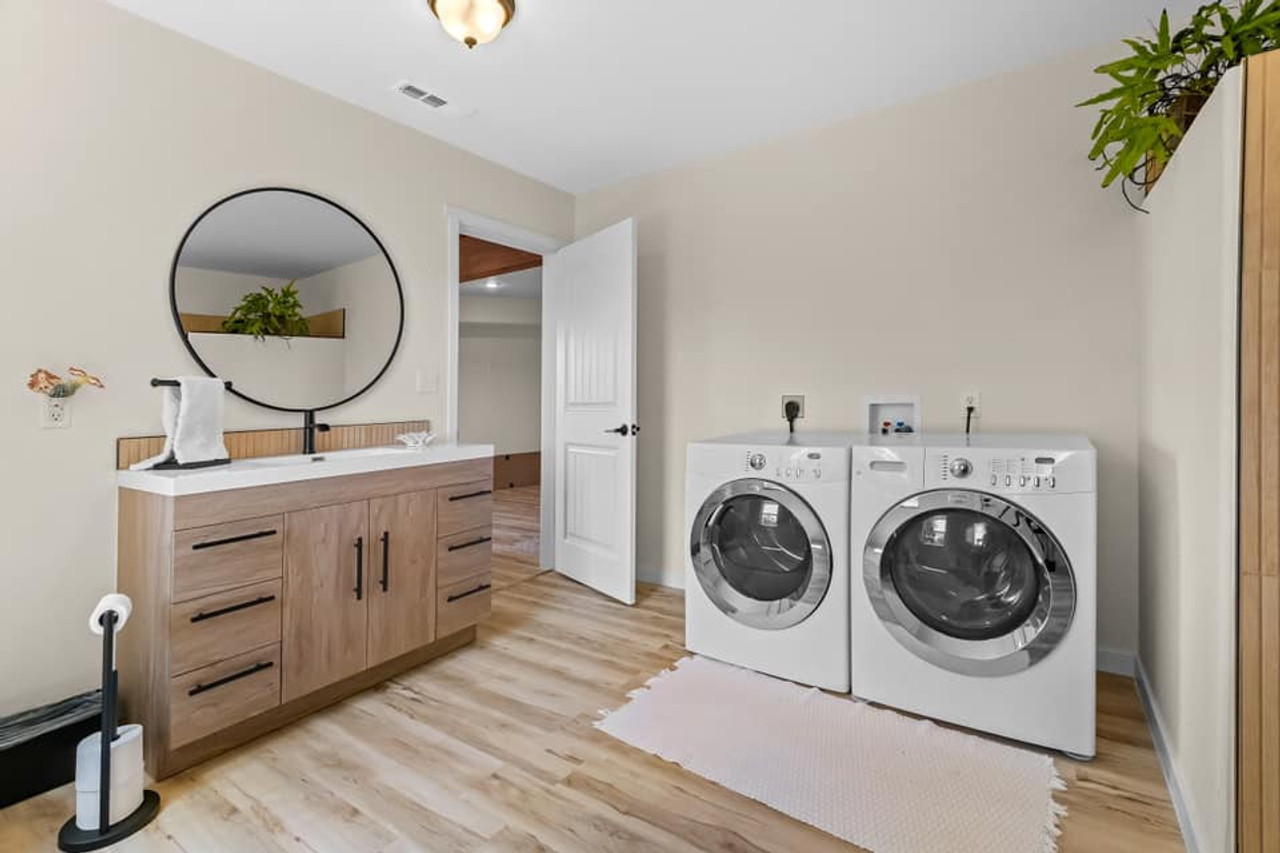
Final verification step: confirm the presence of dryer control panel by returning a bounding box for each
[926,446,1096,495]
[731,447,848,483]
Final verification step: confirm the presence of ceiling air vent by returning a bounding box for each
[394,80,449,109]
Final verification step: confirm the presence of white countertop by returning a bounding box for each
[117,443,495,497]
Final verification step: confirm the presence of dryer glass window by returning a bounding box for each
[709,495,813,601]
[885,508,1039,641]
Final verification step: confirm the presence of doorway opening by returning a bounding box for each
[456,234,548,590]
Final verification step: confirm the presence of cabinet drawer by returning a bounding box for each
[437,573,492,637]
[173,516,283,603]
[437,481,493,537]
[168,644,280,748]
[170,580,282,676]
[437,527,493,587]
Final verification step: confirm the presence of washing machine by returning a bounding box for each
[686,432,851,692]
[850,434,1096,757]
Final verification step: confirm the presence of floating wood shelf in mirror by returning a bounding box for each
[169,188,403,414]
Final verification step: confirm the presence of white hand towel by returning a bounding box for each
[129,377,228,469]
[173,376,229,465]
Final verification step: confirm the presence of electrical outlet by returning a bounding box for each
[781,395,805,420]
[41,397,71,429]
[962,392,982,419]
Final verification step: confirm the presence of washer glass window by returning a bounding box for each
[691,479,831,630]
[886,508,1040,641]
[864,490,1075,676]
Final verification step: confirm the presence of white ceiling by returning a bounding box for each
[179,190,381,278]
[460,267,541,299]
[106,0,1201,193]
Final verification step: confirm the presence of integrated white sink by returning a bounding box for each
[237,446,414,469]
[118,443,494,497]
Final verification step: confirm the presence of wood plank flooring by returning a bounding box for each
[0,485,1184,851]
[491,485,547,591]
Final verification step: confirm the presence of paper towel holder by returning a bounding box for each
[57,602,160,851]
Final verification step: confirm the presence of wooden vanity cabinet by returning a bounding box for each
[282,500,369,703]
[116,458,491,779]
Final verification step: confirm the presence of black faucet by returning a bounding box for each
[302,410,330,455]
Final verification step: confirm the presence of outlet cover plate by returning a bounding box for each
[962,392,982,419]
[41,397,71,429]
[781,395,805,420]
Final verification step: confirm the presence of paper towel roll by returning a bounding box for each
[89,594,132,635]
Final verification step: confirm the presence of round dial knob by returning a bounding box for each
[949,458,973,479]
[748,453,767,471]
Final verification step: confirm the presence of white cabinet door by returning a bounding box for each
[545,219,637,604]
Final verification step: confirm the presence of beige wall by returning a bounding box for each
[1138,69,1241,853]
[458,294,542,455]
[575,46,1144,658]
[0,0,572,715]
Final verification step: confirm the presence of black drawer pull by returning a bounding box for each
[354,536,364,601]
[188,660,274,697]
[447,536,492,553]
[446,583,492,603]
[448,489,492,502]
[190,595,276,623]
[191,529,277,551]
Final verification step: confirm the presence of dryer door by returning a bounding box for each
[690,479,831,630]
[864,489,1075,676]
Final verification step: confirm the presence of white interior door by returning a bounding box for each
[545,219,637,604]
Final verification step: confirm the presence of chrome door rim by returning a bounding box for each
[863,489,1076,676]
[691,478,832,631]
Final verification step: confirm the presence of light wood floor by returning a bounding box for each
[491,486,547,591]
[0,492,1185,852]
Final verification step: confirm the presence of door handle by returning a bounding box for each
[380,531,390,593]
[604,424,628,435]
[354,536,364,601]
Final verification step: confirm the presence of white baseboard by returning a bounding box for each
[1135,657,1201,853]
[1096,647,1134,676]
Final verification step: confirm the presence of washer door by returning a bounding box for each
[690,479,832,630]
[864,490,1075,676]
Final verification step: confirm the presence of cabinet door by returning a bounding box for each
[367,490,437,666]
[282,501,368,702]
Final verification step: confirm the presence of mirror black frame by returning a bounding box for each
[168,187,405,414]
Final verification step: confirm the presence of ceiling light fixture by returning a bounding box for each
[428,0,515,50]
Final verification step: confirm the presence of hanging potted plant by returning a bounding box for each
[1080,1,1280,209]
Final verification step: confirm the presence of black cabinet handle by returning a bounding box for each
[446,583,492,603]
[188,661,274,697]
[380,531,390,593]
[190,595,276,623]
[354,536,364,601]
[604,424,628,435]
[447,536,492,553]
[191,529,277,551]
[448,489,492,502]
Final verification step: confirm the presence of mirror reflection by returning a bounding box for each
[171,189,402,411]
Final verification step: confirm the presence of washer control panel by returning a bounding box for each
[929,447,1094,495]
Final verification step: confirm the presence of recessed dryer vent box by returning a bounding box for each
[863,394,920,435]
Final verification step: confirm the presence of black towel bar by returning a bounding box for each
[150,378,232,389]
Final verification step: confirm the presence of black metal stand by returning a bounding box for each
[57,611,160,852]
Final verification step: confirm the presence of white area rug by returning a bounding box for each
[596,656,1066,853]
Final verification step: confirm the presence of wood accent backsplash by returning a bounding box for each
[116,420,431,470]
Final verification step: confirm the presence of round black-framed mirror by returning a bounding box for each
[169,187,404,413]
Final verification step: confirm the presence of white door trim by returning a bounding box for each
[445,206,566,569]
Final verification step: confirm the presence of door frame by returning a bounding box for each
[445,207,566,569]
